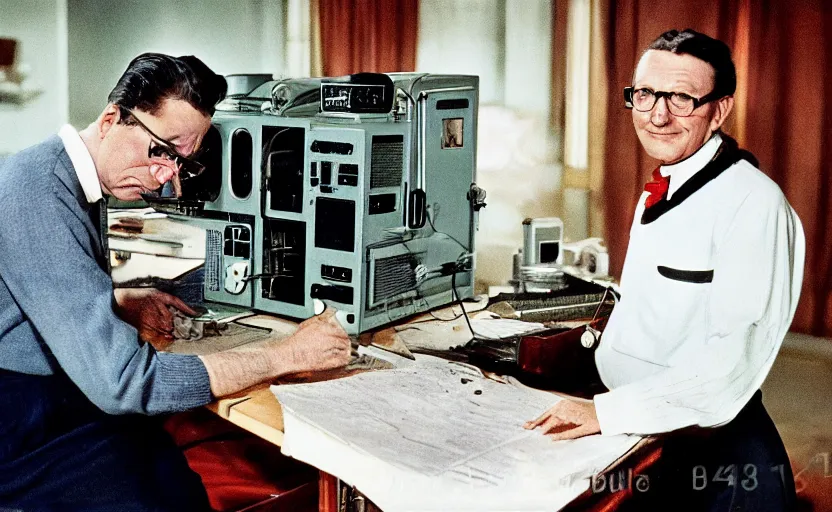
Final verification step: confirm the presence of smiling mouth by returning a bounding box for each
[647,131,680,137]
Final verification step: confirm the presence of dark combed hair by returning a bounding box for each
[107,53,227,120]
[647,29,737,98]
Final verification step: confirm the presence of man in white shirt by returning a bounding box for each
[525,29,803,511]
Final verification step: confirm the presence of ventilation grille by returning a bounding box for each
[205,229,222,292]
[373,254,416,303]
[370,136,404,188]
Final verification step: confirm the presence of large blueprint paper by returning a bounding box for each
[273,357,641,511]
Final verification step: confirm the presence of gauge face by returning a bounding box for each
[322,85,352,111]
[352,85,385,108]
[321,84,388,113]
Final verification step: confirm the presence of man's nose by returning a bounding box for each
[650,96,671,126]
[149,163,176,185]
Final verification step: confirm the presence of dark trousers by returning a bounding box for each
[625,390,796,512]
[0,369,210,512]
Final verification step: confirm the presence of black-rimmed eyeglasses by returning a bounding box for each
[118,106,207,180]
[623,87,722,117]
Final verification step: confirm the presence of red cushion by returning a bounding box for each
[165,409,318,512]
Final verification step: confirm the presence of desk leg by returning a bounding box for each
[319,471,339,512]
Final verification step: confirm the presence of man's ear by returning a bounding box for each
[98,103,121,139]
[709,95,734,132]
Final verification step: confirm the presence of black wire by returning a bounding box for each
[378,271,450,322]
[374,231,462,315]
[427,208,469,253]
[451,261,501,342]
[399,88,416,106]
[403,309,466,325]
[430,310,465,322]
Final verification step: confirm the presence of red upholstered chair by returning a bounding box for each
[164,409,318,512]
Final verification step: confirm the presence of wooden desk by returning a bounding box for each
[164,298,652,511]
[205,372,661,512]
[207,385,285,447]
[161,304,653,511]
[206,386,346,511]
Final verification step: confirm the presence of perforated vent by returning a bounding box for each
[205,229,222,292]
[370,135,403,188]
[373,254,416,303]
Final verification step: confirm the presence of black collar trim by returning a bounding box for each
[641,137,746,225]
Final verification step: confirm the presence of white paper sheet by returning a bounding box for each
[273,356,641,511]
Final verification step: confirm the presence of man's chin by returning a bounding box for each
[113,187,147,202]
[641,142,684,164]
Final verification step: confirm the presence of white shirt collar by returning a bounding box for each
[58,124,103,204]
[660,132,722,200]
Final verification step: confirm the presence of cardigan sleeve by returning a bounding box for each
[0,162,213,415]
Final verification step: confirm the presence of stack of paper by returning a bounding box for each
[272,356,640,511]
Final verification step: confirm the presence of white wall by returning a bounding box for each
[417,0,505,105]
[68,0,285,127]
[417,0,560,289]
[504,0,552,118]
[0,0,68,155]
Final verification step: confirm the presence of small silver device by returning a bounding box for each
[522,217,564,266]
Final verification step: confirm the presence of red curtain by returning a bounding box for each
[318,0,419,76]
[600,0,832,336]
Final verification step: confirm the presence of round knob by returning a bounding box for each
[581,328,598,349]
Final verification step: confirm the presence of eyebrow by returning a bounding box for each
[634,83,705,98]
[131,113,175,146]
[634,75,702,90]
[123,107,195,155]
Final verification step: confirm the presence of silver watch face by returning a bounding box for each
[580,329,596,348]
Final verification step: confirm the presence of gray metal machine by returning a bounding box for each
[152,72,483,334]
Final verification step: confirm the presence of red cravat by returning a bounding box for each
[644,168,670,209]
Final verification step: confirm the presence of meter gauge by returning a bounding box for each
[322,85,351,111]
[321,83,389,114]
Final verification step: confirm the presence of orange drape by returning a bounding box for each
[599,0,832,336]
[318,0,419,76]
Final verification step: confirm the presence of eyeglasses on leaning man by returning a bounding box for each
[623,86,723,117]
[118,105,208,181]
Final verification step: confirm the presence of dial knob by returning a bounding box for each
[581,328,599,349]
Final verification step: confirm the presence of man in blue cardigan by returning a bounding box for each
[0,53,351,511]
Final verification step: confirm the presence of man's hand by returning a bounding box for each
[114,288,198,344]
[282,308,352,374]
[524,399,602,441]
[199,308,353,397]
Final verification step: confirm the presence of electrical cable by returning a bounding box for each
[427,208,469,253]
[450,257,501,342]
